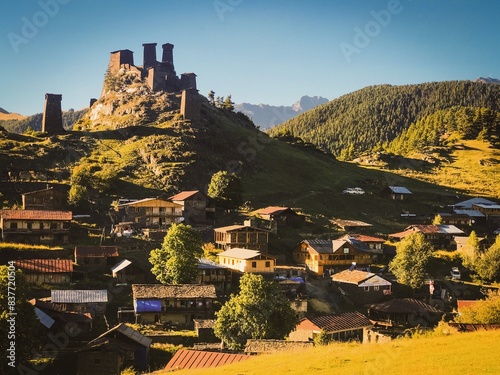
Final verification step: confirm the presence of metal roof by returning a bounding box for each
[132,284,217,299]
[388,186,412,194]
[117,197,182,207]
[367,298,441,313]
[169,190,204,201]
[34,307,55,329]
[302,312,372,332]
[89,323,152,348]
[453,209,485,217]
[304,239,333,254]
[217,248,262,259]
[331,269,375,284]
[254,206,293,215]
[214,224,267,232]
[110,259,132,273]
[15,259,73,273]
[164,349,250,371]
[452,197,497,209]
[0,209,72,221]
[51,290,108,303]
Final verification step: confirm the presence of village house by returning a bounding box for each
[367,298,443,328]
[193,319,217,342]
[217,248,276,275]
[196,258,233,294]
[51,289,108,317]
[288,312,373,342]
[331,269,392,305]
[0,209,72,244]
[115,198,183,228]
[252,206,304,227]
[30,298,93,333]
[380,186,413,200]
[74,246,119,271]
[164,349,250,371]
[76,323,152,375]
[437,211,484,227]
[110,259,147,284]
[451,197,497,211]
[388,224,465,249]
[338,234,386,254]
[293,239,373,275]
[214,224,269,252]
[331,219,373,232]
[22,186,68,211]
[472,202,500,220]
[132,284,217,326]
[15,259,73,285]
[169,190,209,223]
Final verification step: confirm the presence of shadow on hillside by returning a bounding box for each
[74,125,179,141]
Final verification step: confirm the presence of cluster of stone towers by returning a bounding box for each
[108,42,197,93]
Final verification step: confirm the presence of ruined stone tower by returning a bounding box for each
[180,88,200,122]
[142,43,157,70]
[42,94,64,134]
[108,49,134,74]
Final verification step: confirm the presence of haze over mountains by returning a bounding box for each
[234,95,329,129]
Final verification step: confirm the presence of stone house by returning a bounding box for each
[22,186,68,211]
[0,209,72,244]
[51,289,108,317]
[331,269,392,305]
[293,239,373,275]
[30,298,93,333]
[288,312,372,342]
[214,224,269,252]
[74,246,119,271]
[217,248,276,275]
[169,190,209,223]
[132,284,217,326]
[15,259,73,285]
[116,198,183,228]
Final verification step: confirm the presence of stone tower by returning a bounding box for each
[180,73,197,90]
[108,49,134,74]
[180,88,200,122]
[162,43,174,69]
[142,43,157,70]
[42,94,64,134]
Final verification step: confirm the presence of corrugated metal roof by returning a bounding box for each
[164,349,250,371]
[439,225,465,234]
[304,239,333,254]
[34,307,55,329]
[452,197,497,209]
[198,258,229,269]
[51,290,108,303]
[110,259,132,273]
[453,209,485,217]
[340,234,385,243]
[388,186,412,195]
[474,203,500,209]
[367,298,441,313]
[15,259,73,273]
[332,269,375,284]
[132,284,217,299]
[254,206,291,215]
[218,248,261,259]
[0,209,72,220]
[214,225,267,232]
[305,312,372,332]
[74,246,119,258]
[89,323,152,348]
[169,190,203,201]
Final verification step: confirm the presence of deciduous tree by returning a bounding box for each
[475,235,500,282]
[207,170,243,210]
[455,294,500,324]
[213,273,298,350]
[149,223,203,284]
[389,232,434,289]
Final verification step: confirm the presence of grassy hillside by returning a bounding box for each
[268,81,500,160]
[0,108,86,133]
[152,330,500,375]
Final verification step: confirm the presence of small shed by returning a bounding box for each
[381,186,412,200]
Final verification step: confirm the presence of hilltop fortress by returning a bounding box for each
[108,42,197,93]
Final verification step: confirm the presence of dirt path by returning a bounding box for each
[305,276,342,313]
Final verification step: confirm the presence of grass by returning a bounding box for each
[0,242,64,251]
[153,330,500,375]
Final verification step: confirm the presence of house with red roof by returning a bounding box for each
[169,190,210,222]
[164,349,250,372]
[15,259,73,285]
[389,224,464,249]
[331,269,392,305]
[252,206,303,227]
[74,246,119,271]
[0,209,72,244]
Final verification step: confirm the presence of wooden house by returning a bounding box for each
[74,246,119,271]
[0,209,72,244]
[389,224,465,249]
[214,224,269,252]
[77,323,152,375]
[196,258,233,294]
[22,186,67,211]
[252,206,303,226]
[169,190,208,223]
[288,312,372,342]
[30,298,93,333]
[110,259,146,284]
[331,269,392,305]
[132,284,217,326]
[217,248,276,274]
[116,198,183,228]
[472,203,500,220]
[367,298,443,328]
[51,289,108,316]
[15,259,73,285]
[380,186,412,200]
[293,239,373,275]
[338,234,385,254]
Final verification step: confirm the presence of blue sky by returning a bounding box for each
[1,0,499,115]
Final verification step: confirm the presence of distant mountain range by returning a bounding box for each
[474,77,500,84]
[234,95,329,129]
[0,107,26,121]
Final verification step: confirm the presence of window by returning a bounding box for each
[265,261,270,268]
[10,222,18,229]
[252,261,257,268]
[364,286,370,292]
[50,223,58,230]
[374,286,379,291]
[343,248,349,254]
[27,223,32,230]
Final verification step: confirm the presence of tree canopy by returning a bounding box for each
[149,223,203,284]
[213,273,298,350]
[389,232,434,289]
[455,294,500,324]
[207,170,243,209]
[474,235,500,282]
